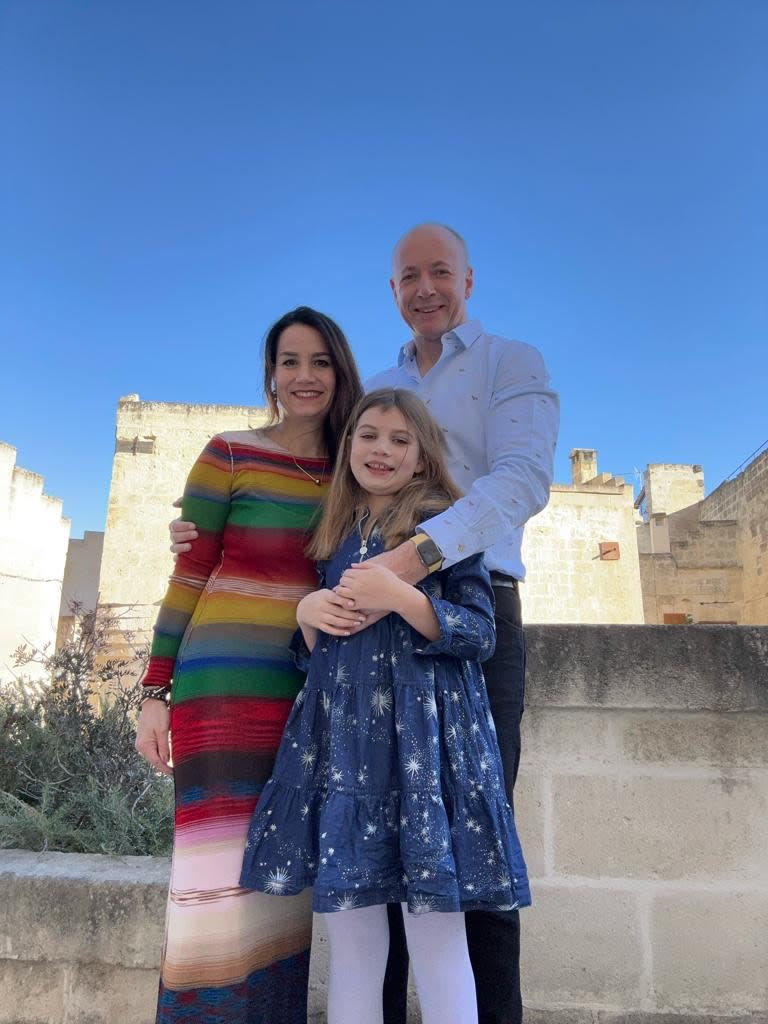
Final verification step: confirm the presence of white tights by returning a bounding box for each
[323,904,478,1024]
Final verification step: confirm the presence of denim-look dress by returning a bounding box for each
[240,527,532,915]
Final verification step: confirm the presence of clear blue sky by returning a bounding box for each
[2,0,766,538]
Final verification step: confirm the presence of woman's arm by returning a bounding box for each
[136,437,233,774]
[142,436,234,686]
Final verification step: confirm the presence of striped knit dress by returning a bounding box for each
[143,434,330,1024]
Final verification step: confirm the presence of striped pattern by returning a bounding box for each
[145,436,329,1024]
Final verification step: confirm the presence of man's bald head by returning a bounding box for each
[391,223,470,273]
[390,223,474,342]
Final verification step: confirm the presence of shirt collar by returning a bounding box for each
[396,319,484,366]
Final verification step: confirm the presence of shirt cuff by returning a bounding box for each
[417,511,473,570]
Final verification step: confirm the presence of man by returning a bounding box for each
[361,223,558,1024]
[171,223,559,1023]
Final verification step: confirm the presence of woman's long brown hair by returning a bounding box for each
[307,388,462,560]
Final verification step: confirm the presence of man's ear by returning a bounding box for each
[390,278,398,303]
[465,265,474,299]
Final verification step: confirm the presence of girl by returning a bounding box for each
[240,389,531,1024]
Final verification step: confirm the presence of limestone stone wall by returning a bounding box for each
[97,395,269,650]
[643,464,705,517]
[638,451,768,625]
[523,482,644,624]
[1,625,766,1023]
[701,450,768,625]
[639,515,743,624]
[0,443,70,682]
[56,530,105,646]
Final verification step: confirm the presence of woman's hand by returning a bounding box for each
[335,562,408,614]
[170,496,198,555]
[135,699,173,776]
[297,589,366,636]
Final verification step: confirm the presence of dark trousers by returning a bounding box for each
[383,581,526,1024]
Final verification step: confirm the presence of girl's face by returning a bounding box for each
[349,405,424,513]
[272,324,336,424]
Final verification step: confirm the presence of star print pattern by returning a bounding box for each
[240,529,531,916]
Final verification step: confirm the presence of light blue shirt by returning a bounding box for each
[365,320,560,579]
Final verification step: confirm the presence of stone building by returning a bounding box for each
[523,448,644,624]
[637,450,768,625]
[0,442,71,681]
[96,395,269,652]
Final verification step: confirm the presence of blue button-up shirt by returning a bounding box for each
[365,320,560,579]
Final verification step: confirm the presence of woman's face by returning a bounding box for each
[272,324,336,424]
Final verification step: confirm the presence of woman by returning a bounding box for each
[135,306,363,1024]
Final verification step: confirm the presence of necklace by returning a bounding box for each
[357,510,371,559]
[269,427,327,486]
[289,452,325,486]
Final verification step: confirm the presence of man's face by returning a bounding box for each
[390,226,473,342]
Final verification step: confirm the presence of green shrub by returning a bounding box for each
[0,606,173,856]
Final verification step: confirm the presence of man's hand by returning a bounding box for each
[135,699,173,776]
[364,541,428,586]
[170,497,198,554]
[335,562,410,614]
[297,589,366,636]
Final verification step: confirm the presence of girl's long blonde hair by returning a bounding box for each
[307,388,462,560]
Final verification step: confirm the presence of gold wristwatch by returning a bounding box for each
[410,533,444,574]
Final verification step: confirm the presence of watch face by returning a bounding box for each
[417,537,442,566]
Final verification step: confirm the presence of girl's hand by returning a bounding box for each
[297,589,366,636]
[335,562,407,614]
[135,699,173,776]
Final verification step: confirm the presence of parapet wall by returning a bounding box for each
[1,625,766,1023]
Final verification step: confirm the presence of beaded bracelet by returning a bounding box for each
[141,685,171,705]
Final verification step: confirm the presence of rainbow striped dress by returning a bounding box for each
[143,434,330,1024]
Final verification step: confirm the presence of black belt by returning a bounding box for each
[489,571,519,590]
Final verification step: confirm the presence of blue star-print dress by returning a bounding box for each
[240,528,531,915]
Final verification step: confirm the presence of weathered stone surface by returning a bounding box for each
[525,626,768,712]
[523,1010,596,1023]
[521,707,620,768]
[514,768,547,878]
[65,963,159,1023]
[621,712,768,768]
[0,961,66,1022]
[651,891,768,1012]
[598,1015,768,1023]
[520,884,643,1004]
[0,850,168,968]
[524,1009,768,1023]
[553,775,768,881]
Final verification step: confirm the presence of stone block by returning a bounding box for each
[621,712,768,768]
[651,890,768,1012]
[65,963,159,1023]
[0,851,168,968]
[521,708,619,769]
[0,960,66,1022]
[523,1010,595,1023]
[553,775,768,881]
[514,769,546,877]
[520,884,642,1004]
[525,626,768,712]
